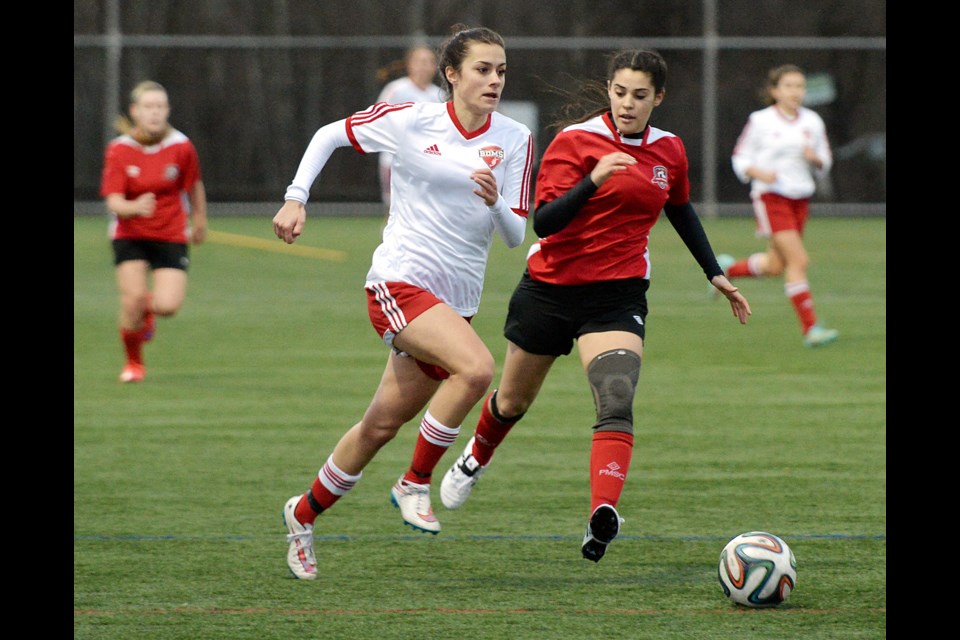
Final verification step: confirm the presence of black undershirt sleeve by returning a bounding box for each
[532,175,599,237]
[663,202,724,280]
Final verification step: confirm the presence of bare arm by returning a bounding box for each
[189,180,208,245]
[105,192,156,218]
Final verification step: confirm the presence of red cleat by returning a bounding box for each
[119,363,146,383]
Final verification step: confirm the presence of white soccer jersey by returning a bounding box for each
[375,77,445,169]
[285,100,534,317]
[731,105,832,200]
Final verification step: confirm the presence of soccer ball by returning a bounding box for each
[718,531,796,608]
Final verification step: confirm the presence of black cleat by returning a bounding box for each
[581,504,623,563]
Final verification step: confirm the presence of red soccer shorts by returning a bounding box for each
[365,281,468,381]
[753,192,810,237]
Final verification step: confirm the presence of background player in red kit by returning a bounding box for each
[721,64,837,348]
[100,80,208,383]
[440,49,751,562]
[273,25,534,580]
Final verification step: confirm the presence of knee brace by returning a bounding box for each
[490,388,525,424]
[586,349,641,434]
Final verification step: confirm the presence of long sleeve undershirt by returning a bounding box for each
[663,202,723,280]
[532,175,598,237]
[532,177,723,281]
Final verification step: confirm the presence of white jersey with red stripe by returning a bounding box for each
[284,100,534,316]
[731,105,832,200]
[374,77,444,170]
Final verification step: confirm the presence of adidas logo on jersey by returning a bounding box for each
[423,144,441,155]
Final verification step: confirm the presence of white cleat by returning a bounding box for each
[440,437,488,510]
[282,495,317,580]
[390,478,441,534]
[803,324,839,348]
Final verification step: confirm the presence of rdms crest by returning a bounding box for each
[479,146,505,170]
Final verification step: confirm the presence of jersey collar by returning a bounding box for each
[447,101,493,139]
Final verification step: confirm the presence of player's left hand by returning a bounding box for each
[711,275,751,324]
[191,222,208,245]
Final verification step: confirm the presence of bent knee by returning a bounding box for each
[359,419,403,448]
[791,256,810,272]
[454,354,495,399]
[463,364,495,398]
[152,300,184,318]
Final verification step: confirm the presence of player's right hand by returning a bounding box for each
[134,193,156,217]
[590,152,637,187]
[273,200,306,244]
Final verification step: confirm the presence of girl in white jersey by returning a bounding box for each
[721,64,838,348]
[273,25,534,580]
[440,49,750,564]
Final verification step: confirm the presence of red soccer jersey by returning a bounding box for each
[100,129,202,243]
[527,112,690,285]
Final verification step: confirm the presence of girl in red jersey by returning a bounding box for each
[440,49,751,563]
[100,81,208,383]
[722,64,838,348]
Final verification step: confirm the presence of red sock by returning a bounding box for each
[295,456,361,525]
[471,392,518,466]
[727,252,765,278]
[726,259,752,278]
[403,411,459,485]
[120,327,145,365]
[296,481,338,526]
[143,292,156,341]
[786,281,816,334]
[590,431,634,513]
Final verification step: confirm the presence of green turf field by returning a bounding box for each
[74,212,885,639]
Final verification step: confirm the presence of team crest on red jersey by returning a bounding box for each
[651,165,668,189]
[479,146,505,169]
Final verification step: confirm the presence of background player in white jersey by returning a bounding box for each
[374,44,444,217]
[272,25,534,580]
[439,49,750,563]
[720,64,837,348]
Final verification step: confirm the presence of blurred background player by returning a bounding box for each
[719,63,837,348]
[100,80,208,383]
[440,49,750,563]
[375,44,444,219]
[273,25,534,580]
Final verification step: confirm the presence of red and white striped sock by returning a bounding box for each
[785,281,816,334]
[296,454,361,525]
[403,411,459,485]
